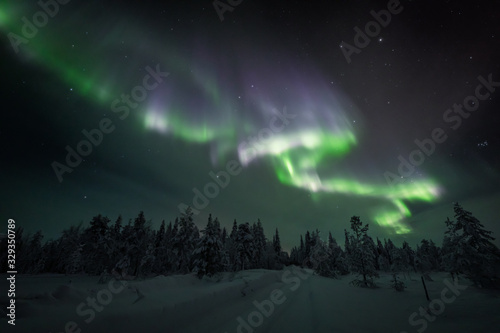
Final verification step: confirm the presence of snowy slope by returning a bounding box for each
[2,269,499,333]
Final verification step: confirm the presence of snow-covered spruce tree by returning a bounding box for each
[138,242,156,277]
[192,214,224,278]
[347,216,378,287]
[81,214,111,275]
[221,226,227,245]
[108,215,124,274]
[27,230,45,274]
[441,217,463,278]
[415,240,433,281]
[272,228,284,269]
[442,203,500,288]
[384,238,396,266]
[173,207,199,274]
[114,250,130,278]
[365,235,379,270]
[390,247,410,283]
[344,229,352,258]
[165,219,179,273]
[224,220,239,271]
[50,223,82,274]
[298,235,306,264]
[235,222,255,271]
[67,243,84,274]
[426,239,441,271]
[328,232,349,275]
[402,241,416,273]
[376,238,390,272]
[251,220,267,269]
[301,229,314,267]
[311,232,336,278]
[304,231,312,266]
[114,220,133,277]
[289,246,300,265]
[129,211,151,276]
[152,220,172,274]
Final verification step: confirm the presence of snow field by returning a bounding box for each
[2,270,499,333]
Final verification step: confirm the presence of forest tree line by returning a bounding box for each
[1,203,499,288]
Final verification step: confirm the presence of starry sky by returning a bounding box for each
[1,0,499,250]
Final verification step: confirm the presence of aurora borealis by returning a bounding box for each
[1,0,499,248]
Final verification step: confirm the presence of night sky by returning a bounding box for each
[1,0,499,250]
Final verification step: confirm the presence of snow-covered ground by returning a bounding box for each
[2,268,499,333]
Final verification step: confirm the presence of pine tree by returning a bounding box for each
[289,246,300,265]
[166,219,179,273]
[153,220,166,274]
[173,207,199,273]
[299,235,305,264]
[305,231,312,262]
[221,227,227,245]
[347,216,378,287]
[82,215,111,274]
[441,217,462,276]
[390,247,409,275]
[29,231,45,274]
[130,211,149,276]
[235,222,254,270]
[377,238,390,271]
[192,214,224,278]
[344,229,352,257]
[328,232,349,275]
[311,231,336,278]
[109,215,123,271]
[365,235,379,270]
[251,220,267,268]
[53,223,82,274]
[384,238,396,266]
[273,228,282,266]
[415,239,435,280]
[225,219,239,271]
[402,241,416,273]
[428,240,441,270]
[68,242,84,274]
[443,203,500,287]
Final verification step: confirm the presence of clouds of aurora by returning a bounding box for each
[0,0,442,234]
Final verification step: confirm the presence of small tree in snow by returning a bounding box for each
[390,273,406,292]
